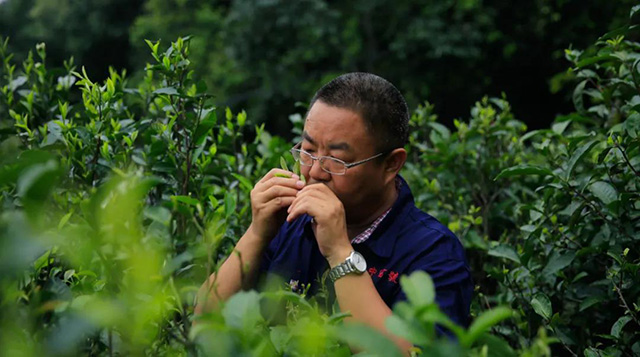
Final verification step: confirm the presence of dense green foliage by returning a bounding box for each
[0,35,521,356]
[1,0,636,133]
[1,7,640,357]
[403,18,640,355]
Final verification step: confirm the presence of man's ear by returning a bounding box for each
[383,148,407,184]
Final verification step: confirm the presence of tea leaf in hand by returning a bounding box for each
[280,156,289,171]
[276,156,292,177]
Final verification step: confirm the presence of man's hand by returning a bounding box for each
[249,169,305,241]
[286,183,352,267]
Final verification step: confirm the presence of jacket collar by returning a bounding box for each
[357,175,413,258]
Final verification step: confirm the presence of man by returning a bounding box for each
[195,73,472,351]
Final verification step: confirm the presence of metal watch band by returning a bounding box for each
[329,256,355,283]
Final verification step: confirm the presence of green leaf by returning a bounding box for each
[427,122,451,140]
[330,324,403,357]
[269,326,291,354]
[474,334,517,357]
[294,160,301,178]
[327,311,351,325]
[599,25,631,40]
[611,315,632,338]
[384,314,429,346]
[143,206,172,226]
[462,307,513,347]
[231,173,254,192]
[572,271,588,283]
[565,139,598,179]
[584,348,604,357]
[487,245,520,264]
[280,156,289,171]
[224,191,236,218]
[494,165,553,180]
[631,5,640,18]
[588,181,618,205]
[58,211,73,230]
[531,293,552,320]
[171,195,200,206]
[552,121,571,135]
[194,109,217,146]
[222,290,263,330]
[399,271,435,307]
[17,160,61,201]
[237,110,247,127]
[573,79,588,113]
[153,87,179,96]
[542,251,575,277]
[576,55,615,68]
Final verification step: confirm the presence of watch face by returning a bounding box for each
[351,252,367,272]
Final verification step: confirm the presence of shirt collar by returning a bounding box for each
[357,175,414,258]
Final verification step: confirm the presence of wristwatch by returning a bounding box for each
[328,250,367,283]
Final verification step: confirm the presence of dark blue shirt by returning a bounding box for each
[259,176,473,328]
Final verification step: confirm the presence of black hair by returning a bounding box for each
[307,72,409,153]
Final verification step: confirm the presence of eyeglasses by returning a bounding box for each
[290,142,387,175]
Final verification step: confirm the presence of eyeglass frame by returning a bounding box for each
[290,142,389,176]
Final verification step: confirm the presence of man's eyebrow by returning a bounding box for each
[328,142,351,151]
[302,132,351,151]
[302,131,316,145]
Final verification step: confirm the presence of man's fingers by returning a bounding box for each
[258,168,299,184]
[287,194,327,222]
[260,185,300,201]
[287,186,327,214]
[287,200,314,222]
[270,196,296,209]
[256,176,305,192]
[256,195,296,214]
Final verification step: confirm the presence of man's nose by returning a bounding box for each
[309,158,331,182]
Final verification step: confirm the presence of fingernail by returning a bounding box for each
[296,180,304,188]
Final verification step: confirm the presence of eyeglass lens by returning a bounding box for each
[294,150,345,174]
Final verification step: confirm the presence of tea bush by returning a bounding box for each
[1,9,639,356]
[403,12,640,356]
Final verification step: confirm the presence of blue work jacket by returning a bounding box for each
[259,176,473,328]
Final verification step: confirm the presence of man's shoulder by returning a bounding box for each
[392,204,466,261]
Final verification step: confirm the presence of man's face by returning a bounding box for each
[300,100,386,224]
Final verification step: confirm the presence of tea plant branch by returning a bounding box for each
[542,212,583,250]
[615,143,640,178]
[169,276,194,350]
[91,135,102,186]
[626,61,640,96]
[108,328,113,357]
[563,181,634,241]
[165,321,189,346]
[504,269,533,340]
[549,324,579,357]
[181,98,204,199]
[613,279,640,328]
[91,85,104,186]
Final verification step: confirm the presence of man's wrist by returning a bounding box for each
[245,224,272,247]
[327,245,354,268]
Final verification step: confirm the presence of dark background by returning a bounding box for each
[1,0,635,137]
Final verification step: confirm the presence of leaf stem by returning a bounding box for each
[615,143,640,178]
[613,280,640,328]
